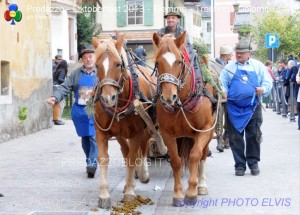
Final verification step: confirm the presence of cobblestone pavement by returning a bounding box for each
[0,108,299,215]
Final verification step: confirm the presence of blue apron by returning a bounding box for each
[227,66,259,133]
[71,74,98,137]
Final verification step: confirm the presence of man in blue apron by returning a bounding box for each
[220,37,273,176]
[47,45,98,178]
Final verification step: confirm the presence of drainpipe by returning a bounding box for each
[211,0,215,57]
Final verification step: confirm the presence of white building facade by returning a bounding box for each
[51,0,80,62]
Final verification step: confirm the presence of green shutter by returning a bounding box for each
[144,0,153,26]
[181,16,185,28]
[117,0,126,27]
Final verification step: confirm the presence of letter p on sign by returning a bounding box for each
[266,34,280,48]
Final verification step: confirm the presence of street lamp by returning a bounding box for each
[233,2,240,12]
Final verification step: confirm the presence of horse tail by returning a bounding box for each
[177,137,194,170]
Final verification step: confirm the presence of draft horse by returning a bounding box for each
[92,35,156,208]
[152,32,218,206]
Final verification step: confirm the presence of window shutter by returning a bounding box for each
[117,0,126,27]
[144,0,153,26]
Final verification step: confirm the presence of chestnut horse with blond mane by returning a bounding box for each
[92,35,156,208]
[152,32,218,206]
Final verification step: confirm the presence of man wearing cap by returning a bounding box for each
[47,45,99,178]
[216,45,233,67]
[213,45,233,152]
[157,12,193,54]
[157,11,202,86]
[220,37,272,176]
[157,11,193,55]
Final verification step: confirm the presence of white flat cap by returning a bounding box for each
[220,45,233,55]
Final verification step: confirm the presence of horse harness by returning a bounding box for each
[153,48,217,113]
[97,47,151,119]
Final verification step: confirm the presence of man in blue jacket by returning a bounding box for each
[220,37,273,176]
[47,45,98,178]
[134,45,147,66]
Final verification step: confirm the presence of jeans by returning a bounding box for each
[297,102,300,130]
[81,136,98,170]
[227,106,263,170]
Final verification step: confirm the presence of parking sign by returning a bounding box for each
[265,34,280,48]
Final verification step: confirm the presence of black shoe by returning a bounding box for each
[207,150,212,157]
[53,120,65,125]
[250,164,260,176]
[235,167,245,176]
[86,166,96,178]
[216,144,224,152]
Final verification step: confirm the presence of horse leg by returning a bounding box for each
[197,144,209,195]
[135,129,150,183]
[115,136,130,192]
[162,133,184,207]
[96,134,111,209]
[185,133,211,203]
[122,134,142,202]
[115,136,129,161]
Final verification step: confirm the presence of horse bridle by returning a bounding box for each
[98,50,127,95]
[156,53,191,96]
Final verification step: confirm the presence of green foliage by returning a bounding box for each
[77,2,101,53]
[193,41,222,92]
[193,41,209,58]
[18,106,28,123]
[193,41,210,82]
[252,9,300,62]
[62,107,71,120]
[239,25,253,38]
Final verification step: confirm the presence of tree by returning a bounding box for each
[77,2,101,54]
[252,9,300,62]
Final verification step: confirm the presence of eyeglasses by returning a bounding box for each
[57,58,62,61]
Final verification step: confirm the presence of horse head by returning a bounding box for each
[92,35,128,107]
[153,31,187,106]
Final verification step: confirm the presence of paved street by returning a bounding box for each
[0,108,299,215]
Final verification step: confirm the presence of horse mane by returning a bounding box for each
[154,34,183,60]
[95,38,128,67]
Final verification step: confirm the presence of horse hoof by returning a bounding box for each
[134,171,139,179]
[98,197,111,209]
[122,194,135,202]
[184,196,197,205]
[172,198,184,207]
[197,187,208,195]
[140,177,150,184]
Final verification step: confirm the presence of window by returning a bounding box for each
[127,0,144,25]
[207,22,211,32]
[1,61,10,96]
[193,14,201,27]
[57,49,63,56]
[0,60,11,104]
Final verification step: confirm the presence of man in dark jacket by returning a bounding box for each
[134,45,147,66]
[52,59,68,125]
[213,45,233,152]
